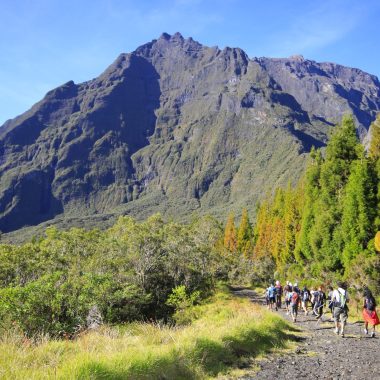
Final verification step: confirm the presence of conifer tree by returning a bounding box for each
[237,208,252,253]
[253,200,272,258]
[302,115,360,273]
[368,114,380,229]
[341,152,376,268]
[295,147,322,262]
[369,114,380,160]
[242,240,254,258]
[224,212,237,252]
[283,184,301,265]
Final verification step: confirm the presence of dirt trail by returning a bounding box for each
[232,288,380,380]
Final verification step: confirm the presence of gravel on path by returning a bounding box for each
[232,288,379,380]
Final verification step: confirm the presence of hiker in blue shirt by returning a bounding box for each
[266,284,277,311]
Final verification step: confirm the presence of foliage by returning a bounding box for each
[166,285,201,325]
[251,115,380,288]
[223,213,237,253]
[237,208,252,255]
[0,215,225,336]
[369,113,380,160]
[0,289,295,380]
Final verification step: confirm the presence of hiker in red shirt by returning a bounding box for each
[363,287,379,338]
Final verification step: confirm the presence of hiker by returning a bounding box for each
[293,282,301,295]
[310,287,316,315]
[264,288,270,308]
[301,286,310,315]
[275,280,283,310]
[266,284,277,311]
[362,287,379,338]
[327,286,334,321]
[284,282,292,315]
[293,282,301,310]
[332,282,349,337]
[313,286,326,321]
[288,287,300,322]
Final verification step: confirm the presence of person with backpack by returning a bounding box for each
[293,282,301,296]
[275,280,283,310]
[313,286,326,321]
[293,282,301,310]
[327,286,334,321]
[288,287,300,322]
[310,287,317,316]
[284,281,291,314]
[266,284,277,311]
[264,288,270,308]
[301,286,310,315]
[362,287,379,338]
[332,282,349,337]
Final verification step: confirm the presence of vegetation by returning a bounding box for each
[0,214,227,336]
[1,110,379,377]
[250,115,380,290]
[0,289,295,380]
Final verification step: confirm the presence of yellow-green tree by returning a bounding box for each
[224,212,237,252]
[237,208,252,253]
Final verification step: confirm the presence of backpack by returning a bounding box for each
[366,297,375,311]
[315,291,325,306]
[276,285,283,296]
[291,292,299,305]
[335,290,347,308]
[303,290,309,302]
[268,287,275,298]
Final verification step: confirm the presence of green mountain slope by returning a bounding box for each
[1,32,379,237]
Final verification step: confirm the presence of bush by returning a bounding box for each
[0,215,226,336]
[0,289,296,379]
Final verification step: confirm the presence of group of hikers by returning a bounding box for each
[265,280,379,338]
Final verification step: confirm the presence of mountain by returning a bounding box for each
[1,32,380,235]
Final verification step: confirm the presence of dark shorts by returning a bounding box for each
[333,307,348,323]
[269,296,275,304]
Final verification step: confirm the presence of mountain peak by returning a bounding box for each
[1,33,380,235]
[158,32,185,41]
[289,54,305,61]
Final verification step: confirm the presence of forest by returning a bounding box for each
[228,114,380,291]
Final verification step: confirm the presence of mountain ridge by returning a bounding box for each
[1,32,379,236]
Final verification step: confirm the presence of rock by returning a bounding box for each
[1,33,380,237]
[86,305,103,330]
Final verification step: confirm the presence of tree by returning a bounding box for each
[368,114,380,229]
[307,115,361,272]
[237,208,252,253]
[341,154,376,268]
[224,213,237,252]
[369,114,380,160]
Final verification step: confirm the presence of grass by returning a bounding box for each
[0,288,297,379]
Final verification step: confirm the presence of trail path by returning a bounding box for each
[232,288,380,380]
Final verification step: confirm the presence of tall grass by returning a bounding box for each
[0,290,296,379]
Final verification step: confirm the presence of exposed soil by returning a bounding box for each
[232,288,380,380]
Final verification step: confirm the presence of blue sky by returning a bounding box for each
[1,0,379,124]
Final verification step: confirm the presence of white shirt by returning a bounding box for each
[332,288,349,304]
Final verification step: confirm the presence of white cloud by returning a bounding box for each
[268,1,368,57]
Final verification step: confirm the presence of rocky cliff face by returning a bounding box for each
[1,32,379,233]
